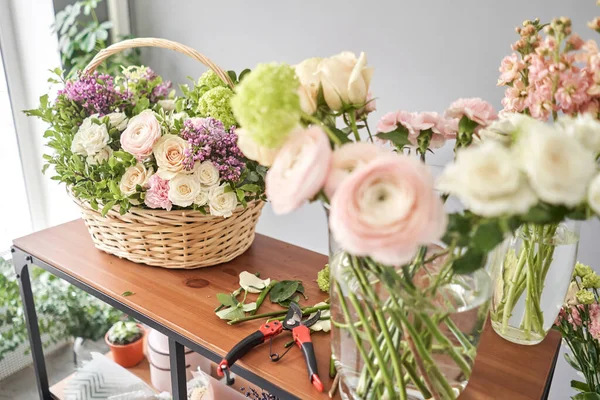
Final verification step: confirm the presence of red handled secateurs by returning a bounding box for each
[217,302,324,392]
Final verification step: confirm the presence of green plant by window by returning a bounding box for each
[52,0,141,77]
[0,257,123,361]
[106,321,142,345]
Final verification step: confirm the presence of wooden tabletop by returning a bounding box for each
[14,219,561,400]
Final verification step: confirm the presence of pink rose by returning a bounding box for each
[120,110,162,161]
[324,142,385,199]
[266,127,332,214]
[329,154,447,266]
[144,174,172,211]
[445,98,498,126]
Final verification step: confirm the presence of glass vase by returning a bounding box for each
[329,240,492,399]
[489,220,580,345]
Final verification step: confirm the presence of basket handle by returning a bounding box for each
[83,37,234,89]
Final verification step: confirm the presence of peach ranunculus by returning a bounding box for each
[294,57,322,115]
[317,52,374,111]
[120,110,161,161]
[266,126,332,214]
[324,142,386,199]
[153,134,190,180]
[329,154,447,266]
[445,98,498,127]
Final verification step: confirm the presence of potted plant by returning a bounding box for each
[105,321,145,367]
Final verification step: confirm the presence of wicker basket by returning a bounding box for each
[72,38,263,269]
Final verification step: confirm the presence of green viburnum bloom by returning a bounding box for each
[317,264,330,293]
[197,70,227,96]
[198,87,236,129]
[574,262,593,278]
[231,63,301,148]
[576,289,595,305]
[583,272,600,289]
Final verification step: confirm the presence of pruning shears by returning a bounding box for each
[217,302,324,392]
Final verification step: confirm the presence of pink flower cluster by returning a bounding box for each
[557,303,600,340]
[144,174,172,211]
[499,32,600,119]
[376,110,458,149]
[58,72,129,116]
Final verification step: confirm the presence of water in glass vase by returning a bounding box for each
[330,250,492,400]
[490,221,580,345]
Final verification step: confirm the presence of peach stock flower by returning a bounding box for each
[324,142,385,199]
[498,53,525,85]
[445,98,498,127]
[502,79,528,113]
[120,110,161,161]
[329,154,447,266]
[266,127,332,214]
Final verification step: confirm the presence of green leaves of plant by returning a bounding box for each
[216,293,239,308]
[572,393,600,400]
[375,125,411,149]
[269,280,306,307]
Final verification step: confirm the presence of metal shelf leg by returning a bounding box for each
[169,338,187,400]
[13,250,52,400]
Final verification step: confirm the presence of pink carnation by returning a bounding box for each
[329,154,447,266]
[589,304,600,340]
[376,111,402,133]
[144,175,172,211]
[568,305,583,328]
[445,98,497,127]
[498,53,525,85]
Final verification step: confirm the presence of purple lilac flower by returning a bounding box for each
[150,80,172,103]
[181,117,245,182]
[58,71,129,116]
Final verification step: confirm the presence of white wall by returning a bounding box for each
[128,1,599,398]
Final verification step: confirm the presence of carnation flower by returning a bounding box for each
[197,86,236,129]
[231,63,301,148]
[589,304,600,340]
[437,141,537,217]
[181,118,245,182]
[144,174,172,211]
[445,98,497,127]
[517,124,596,206]
[58,72,128,116]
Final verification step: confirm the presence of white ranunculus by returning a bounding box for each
[518,125,596,206]
[86,146,113,165]
[106,112,128,131]
[194,161,220,188]
[560,113,600,154]
[194,190,209,207]
[294,57,322,114]
[236,128,281,167]
[239,271,271,294]
[588,173,600,215]
[317,51,374,111]
[71,116,109,157]
[119,163,153,197]
[208,184,238,218]
[153,134,190,180]
[157,99,176,112]
[168,173,200,207]
[437,141,537,217]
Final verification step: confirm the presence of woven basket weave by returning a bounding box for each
[72,38,263,269]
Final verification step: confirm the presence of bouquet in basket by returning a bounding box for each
[25,66,266,217]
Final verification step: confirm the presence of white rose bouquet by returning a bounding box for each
[25,67,266,217]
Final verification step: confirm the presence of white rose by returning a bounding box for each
[86,146,113,165]
[477,117,517,144]
[194,190,209,206]
[236,128,280,166]
[518,125,596,206]
[119,163,153,197]
[172,112,189,122]
[588,173,600,215]
[208,184,238,218]
[317,51,374,111]
[153,134,190,180]
[71,116,109,157]
[157,99,176,112]
[106,112,128,131]
[168,173,200,207]
[437,141,537,217]
[560,113,600,154]
[194,161,220,188]
[294,57,322,114]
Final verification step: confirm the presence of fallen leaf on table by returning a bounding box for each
[239,271,271,293]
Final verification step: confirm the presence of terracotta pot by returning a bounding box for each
[105,324,146,368]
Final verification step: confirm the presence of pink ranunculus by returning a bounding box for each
[266,127,332,215]
[324,142,385,199]
[502,79,528,113]
[376,111,400,133]
[445,98,498,127]
[329,154,447,266]
[144,174,172,211]
[555,71,591,114]
[120,110,162,161]
[498,53,525,85]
